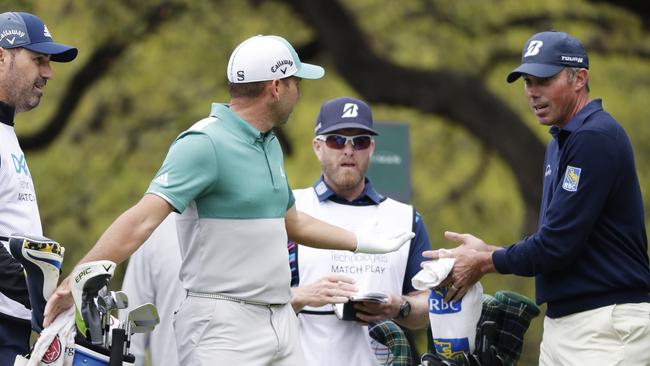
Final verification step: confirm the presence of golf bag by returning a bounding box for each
[9,234,155,366]
[72,336,135,366]
[421,291,541,366]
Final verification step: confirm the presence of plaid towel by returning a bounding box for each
[473,291,540,365]
[369,320,413,366]
[492,291,540,366]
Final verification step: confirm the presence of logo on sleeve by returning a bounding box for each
[153,173,169,187]
[562,166,581,192]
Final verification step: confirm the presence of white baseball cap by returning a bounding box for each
[227,35,325,83]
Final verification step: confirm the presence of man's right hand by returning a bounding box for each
[290,275,357,312]
[43,276,74,327]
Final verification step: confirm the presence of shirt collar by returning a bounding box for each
[549,99,603,142]
[0,101,15,127]
[209,103,274,144]
[312,176,384,206]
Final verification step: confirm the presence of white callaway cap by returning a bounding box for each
[227,35,325,83]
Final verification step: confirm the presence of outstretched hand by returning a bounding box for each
[353,219,415,254]
[422,231,497,302]
[443,231,491,252]
[43,276,74,327]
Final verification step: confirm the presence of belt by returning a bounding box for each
[187,291,285,307]
[299,309,335,315]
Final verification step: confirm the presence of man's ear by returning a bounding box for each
[312,137,323,160]
[269,79,281,100]
[574,68,589,91]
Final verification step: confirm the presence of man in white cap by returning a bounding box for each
[0,11,77,364]
[44,35,414,365]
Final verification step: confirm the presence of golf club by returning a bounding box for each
[70,260,115,345]
[123,303,160,356]
[97,291,129,349]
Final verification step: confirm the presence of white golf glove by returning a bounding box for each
[353,218,415,254]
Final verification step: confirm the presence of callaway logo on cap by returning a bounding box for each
[0,12,77,62]
[227,35,324,83]
[507,31,588,83]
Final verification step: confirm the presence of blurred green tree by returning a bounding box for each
[6,0,649,364]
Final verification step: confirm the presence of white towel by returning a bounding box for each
[411,253,455,290]
[27,307,76,366]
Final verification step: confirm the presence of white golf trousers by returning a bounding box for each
[173,295,305,365]
[539,302,650,366]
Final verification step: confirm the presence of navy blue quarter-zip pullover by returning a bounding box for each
[492,99,650,318]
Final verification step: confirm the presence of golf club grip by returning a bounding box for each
[109,328,126,366]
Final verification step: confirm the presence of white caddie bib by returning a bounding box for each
[293,187,413,366]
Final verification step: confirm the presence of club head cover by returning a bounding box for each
[70,260,115,344]
[9,233,64,332]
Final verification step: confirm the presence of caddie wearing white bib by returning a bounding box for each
[290,97,432,366]
[0,11,77,364]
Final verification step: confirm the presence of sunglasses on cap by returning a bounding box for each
[315,134,373,150]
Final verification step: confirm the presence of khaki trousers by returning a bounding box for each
[174,295,305,365]
[539,302,650,366]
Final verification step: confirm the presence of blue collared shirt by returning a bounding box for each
[312,176,385,206]
[492,99,650,318]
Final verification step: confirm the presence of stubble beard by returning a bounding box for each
[323,163,365,193]
[1,59,42,113]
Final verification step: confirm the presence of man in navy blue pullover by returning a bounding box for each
[425,31,650,365]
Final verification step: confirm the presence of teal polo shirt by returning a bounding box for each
[147,103,295,304]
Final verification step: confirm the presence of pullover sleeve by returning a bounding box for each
[493,130,618,276]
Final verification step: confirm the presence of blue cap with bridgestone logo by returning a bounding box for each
[507,31,588,83]
[0,12,77,63]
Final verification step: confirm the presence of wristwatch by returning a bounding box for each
[397,298,411,319]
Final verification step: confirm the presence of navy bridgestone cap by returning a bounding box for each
[314,97,378,136]
[0,12,77,63]
[507,31,588,83]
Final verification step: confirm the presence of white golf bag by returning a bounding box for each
[10,235,152,366]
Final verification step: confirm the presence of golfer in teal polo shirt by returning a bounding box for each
[44,35,414,365]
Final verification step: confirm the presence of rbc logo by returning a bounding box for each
[433,338,470,361]
[429,289,461,314]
